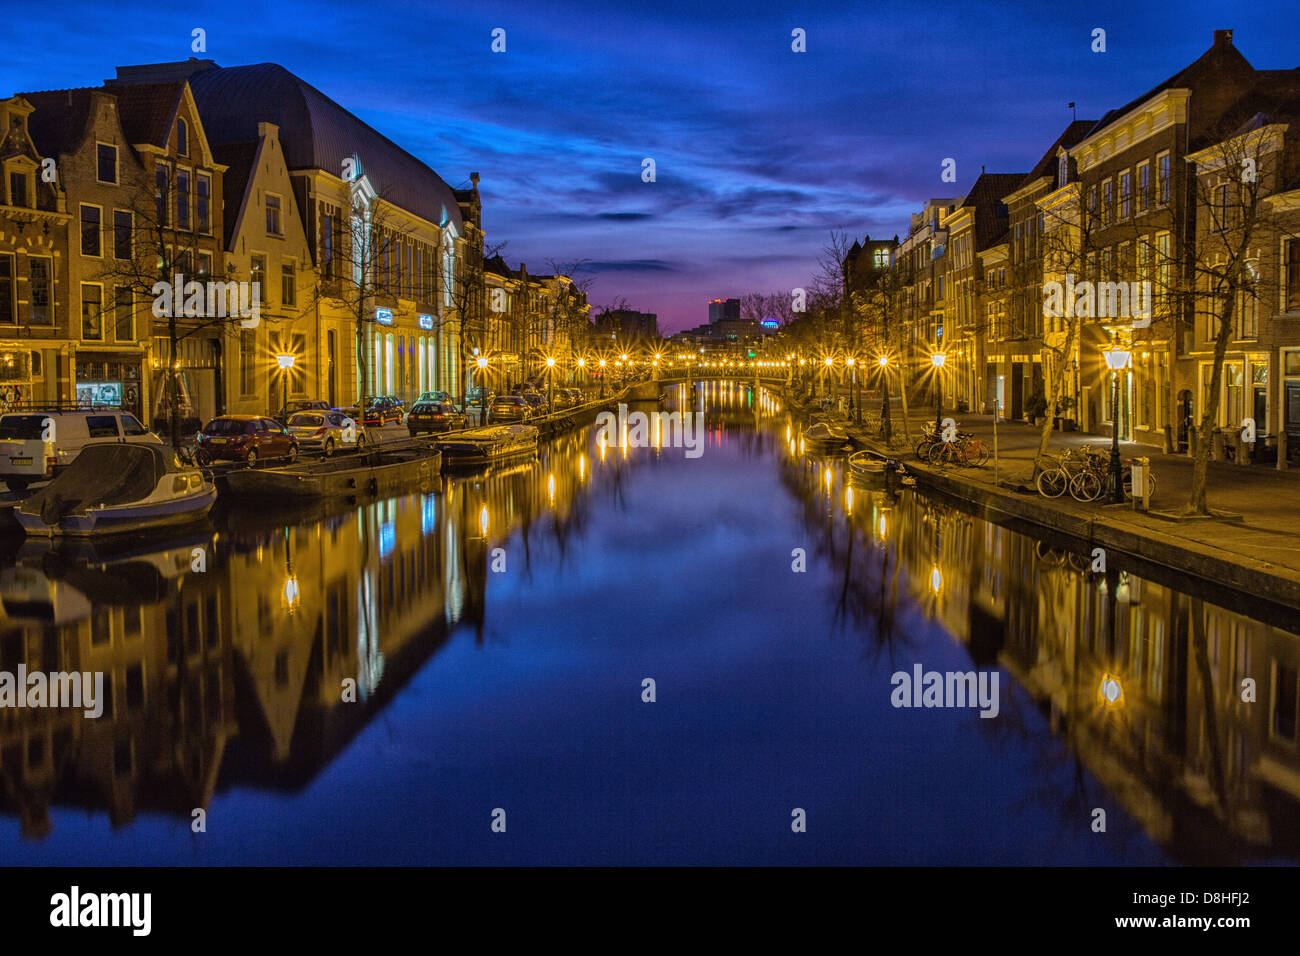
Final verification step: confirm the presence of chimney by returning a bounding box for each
[1214,29,1233,47]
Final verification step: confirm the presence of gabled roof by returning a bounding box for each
[1089,35,1257,140]
[132,61,464,231]
[19,88,98,159]
[107,81,186,148]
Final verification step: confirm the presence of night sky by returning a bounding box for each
[3,1,1296,332]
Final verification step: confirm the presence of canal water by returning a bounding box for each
[0,381,1295,865]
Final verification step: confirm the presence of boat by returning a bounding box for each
[435,423,539,470]
[13,443,216,537]
[801,421,852,454]
[848,449,888,480]
[222,445,440,499]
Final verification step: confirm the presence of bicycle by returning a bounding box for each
[1035,445,1095,497]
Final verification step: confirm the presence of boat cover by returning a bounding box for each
[23,444,173,523]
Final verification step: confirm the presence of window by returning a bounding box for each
[0,254,11,325]
[120,413,147,436]
[86,415,118,437]
[196,172,210,234]
[1156,232,1172,310]
[1137,161,1150,211]
[114,287,134,341]
[250,254,266,301]
[81,285,103,340]
[1087,185,1098,228]
[1287,240,1300,312]
[176,117,188,157]
[1119,170,1131,219]
[198,252,211,277]
[281,261,295,306]
[28,257,51,324]
[113,210,132,259]
[96,143,117,183]
[874,248,889,268]
[175,169,190,229]
[155,163,169,226]
[8,171,28,208]
[322,211,334,277]
[1058,152,1069,186]
[80,204,101,256]
[1157,152,1171,204]
[266,194,281,235]
[1102,179,1113,225]
[240,329,255,394]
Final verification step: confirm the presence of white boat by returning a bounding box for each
[435,423,539,470]
[13,443,215,537]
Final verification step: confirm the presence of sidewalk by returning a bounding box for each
[815,400,1300,607]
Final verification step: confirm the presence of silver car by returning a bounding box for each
[286,410,365,456]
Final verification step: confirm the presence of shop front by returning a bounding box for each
[0,344,39,409]
[75,349,145,418]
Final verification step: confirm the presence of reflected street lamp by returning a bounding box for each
[1104,346,1131,503]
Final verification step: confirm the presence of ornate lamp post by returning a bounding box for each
[275,353,295,419]
[476,354,489,425]
[878,355,892,442]
[931,352,946,434]
[1104,345,1132,503]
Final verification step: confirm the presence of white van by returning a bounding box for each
[0,410,162,490]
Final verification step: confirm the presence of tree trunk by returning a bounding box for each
[168,322,180,450]
[1034,321,1078,476]
[1186,295,1237,515]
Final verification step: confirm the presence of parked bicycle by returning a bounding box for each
[1036,445,1098,498]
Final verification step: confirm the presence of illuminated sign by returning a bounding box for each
[418,313,434,330]
[761,319,779,329]
[375,308,394,325]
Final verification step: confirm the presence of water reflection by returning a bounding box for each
[0,383,1293,864]
[762,387,1300,864]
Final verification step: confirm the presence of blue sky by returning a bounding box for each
[4,0,1297,331]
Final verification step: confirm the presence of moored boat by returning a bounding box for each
[435,423,539,470]
[802,421,852,455]
[14,444,216,538]
[223,445,440,499]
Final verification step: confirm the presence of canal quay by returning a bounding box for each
[0,380,1293,867]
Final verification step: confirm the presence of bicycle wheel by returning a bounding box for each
[1036,468,1066,498]
[927,441,955,466]
[967,440,989,466]
[915,437,933,460]
[1070,471,1102,501]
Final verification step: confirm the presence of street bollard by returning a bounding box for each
[1131,457,1150,511]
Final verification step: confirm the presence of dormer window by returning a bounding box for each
[8,170,29,208]
[176,118,188,157]
[1058,152,1068,186]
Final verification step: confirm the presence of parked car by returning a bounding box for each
[563,388,585,406]
[286,409,365,456]
[0,409,163,491]
[408,400,467,436]
[195,415,298,467]
[466,386,495,408]
[414,390,452,406]
[488,396,533,423]
[520,390,546,411]
[346,396,405,426]
[549,389,576,410]
[273,399,331,425]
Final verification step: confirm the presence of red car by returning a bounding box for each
[195,415,298,467]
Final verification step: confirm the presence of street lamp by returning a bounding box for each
[878,355,892,442]
[275,353,295,418]
[599,358,607,397]
[846,356,857,423]
[545,355,556,410]
[1104,345,1131,503]
[931,352,946,435]
[823,356,834,404]
[475,354,489,425]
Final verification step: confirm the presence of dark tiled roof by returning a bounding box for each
[484,254,516,279]
[1089,39,1256,139]
[960,172,1025,251]
[173,62,461,231]
[108,82,186,148]
[1018,119,1098,189]
[18,88,98,159]
[210,139,259,247]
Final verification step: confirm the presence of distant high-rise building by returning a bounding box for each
[708,298,740,325]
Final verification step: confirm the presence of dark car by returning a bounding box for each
[355,396,404,426]
[408,400,467,436]
[520,390,546,411]
[466,385,495,407]
[489,396,533,423]
[196,415,298,467]
[274,399,330,425]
